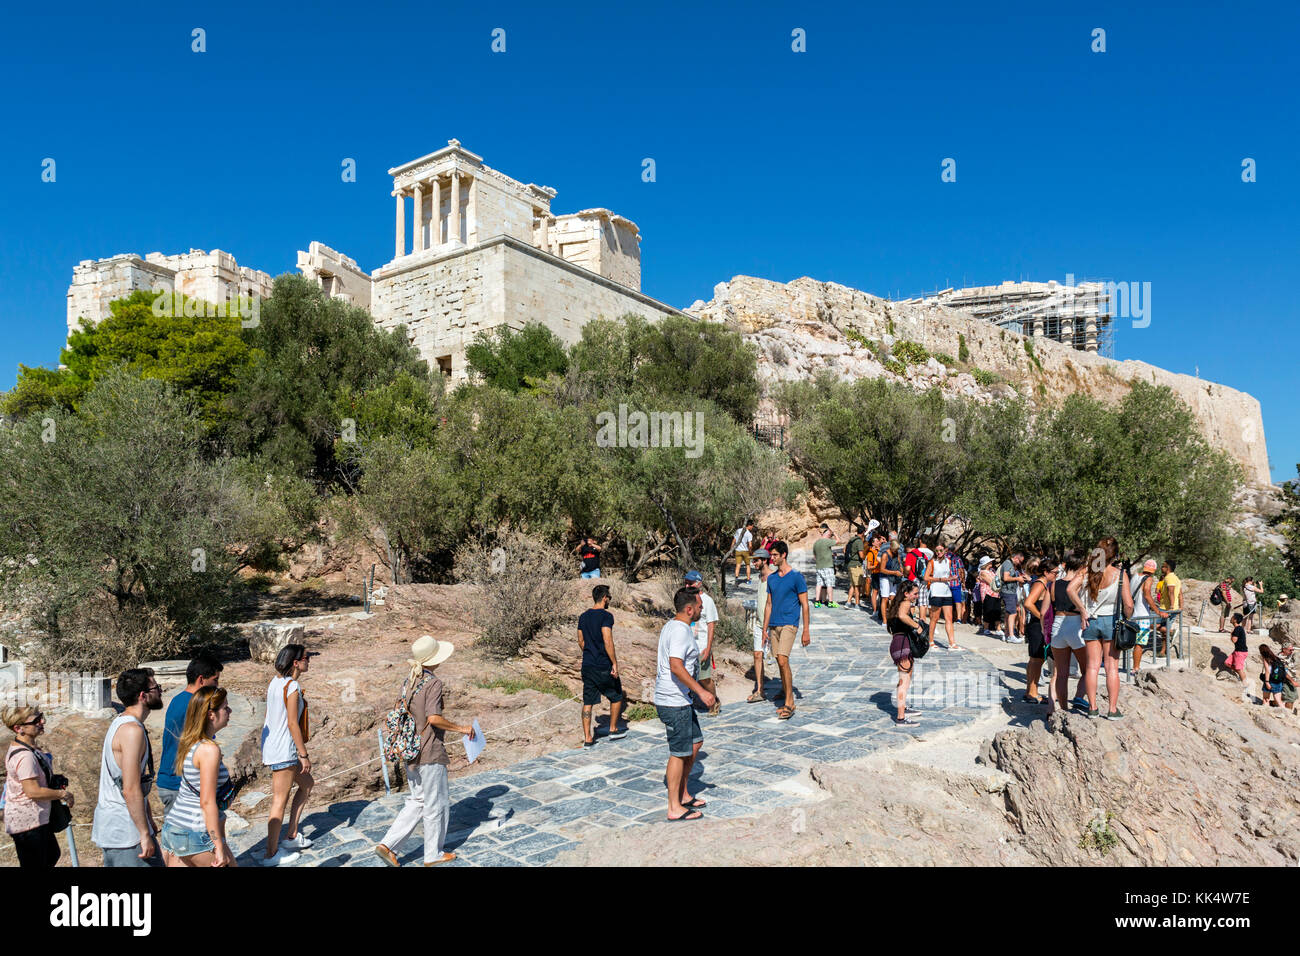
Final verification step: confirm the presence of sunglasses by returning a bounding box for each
[20,714,45,726]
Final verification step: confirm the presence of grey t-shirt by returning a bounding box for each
[998,560,1019,596]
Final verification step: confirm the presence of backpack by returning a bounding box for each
[913,552,928,584]
[1210,587,1224,607]
[382,674,433,764]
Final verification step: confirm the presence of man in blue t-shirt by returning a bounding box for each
[578,585,625,746]
[156,652,223,819]
[762,541,810,720]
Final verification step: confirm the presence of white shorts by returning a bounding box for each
[1050,614,1084,651]
[816,568,835,590]
[879,577,894,599]
[752,615,765,652]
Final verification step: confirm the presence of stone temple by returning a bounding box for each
[67,140,682,380]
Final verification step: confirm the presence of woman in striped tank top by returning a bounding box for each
[160,686,236,867]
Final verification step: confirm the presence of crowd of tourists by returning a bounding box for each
[4,527,1294,863]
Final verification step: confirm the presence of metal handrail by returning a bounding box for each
[1117,611,1183,683]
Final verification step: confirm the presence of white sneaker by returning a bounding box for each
[284,832,313,850]
[1007,635,1024,644]
[262,848,302,866]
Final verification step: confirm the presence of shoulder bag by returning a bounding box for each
[1111,568,1141,650]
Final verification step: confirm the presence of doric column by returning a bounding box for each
[1085,315,1098,352]
[431,177,442,247]
[1061,317,1074,348]
[394,190,405,258]
[450,169,462,244]
[413,182,424,253]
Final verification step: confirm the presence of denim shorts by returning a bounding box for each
[580,569,601,579]
[1082,614,1113,642]
[656,704,703,757]
[159,821,214,857]
[268,758,301,772]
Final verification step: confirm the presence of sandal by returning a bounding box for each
[777,705,796,720]
[746,691,765,703]
[683,797,708,809]
[667,809,704,822]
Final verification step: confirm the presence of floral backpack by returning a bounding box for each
[382,673,433,764]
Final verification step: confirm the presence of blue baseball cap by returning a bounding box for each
[683,570,703,582]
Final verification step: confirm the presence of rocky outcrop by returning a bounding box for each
[688,276,1271,484]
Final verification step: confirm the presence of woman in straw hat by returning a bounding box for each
[375,636,476,867]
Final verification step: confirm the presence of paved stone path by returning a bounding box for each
[228,558,1004,866]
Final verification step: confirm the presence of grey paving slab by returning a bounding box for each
[295,588,1001,866]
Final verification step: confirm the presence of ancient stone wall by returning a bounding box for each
[371,236,678,379]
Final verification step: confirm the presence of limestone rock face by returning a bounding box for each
[689,275,1271,484]
[248,621,305,665]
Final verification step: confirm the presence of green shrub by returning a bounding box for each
[844,327,870,349]
[718,599,752,652]
[932,352,955,367]
[972,368,1005,386]
[1078,811,1120,856]
[884,359,907,376]
[958,333,970,364]
[893,341,931,366]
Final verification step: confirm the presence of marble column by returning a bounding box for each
[413,183,425,253]
[394,191,405,258]
[431,177,442,247]
[466,175,476,244]
[450,170,462,245]
[537,210,549,250]
[1085,315,1098,352]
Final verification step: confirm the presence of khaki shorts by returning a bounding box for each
[695,652,716,680]
[735,550,751,568]
[769,624,799,658]
[848,566,863,588]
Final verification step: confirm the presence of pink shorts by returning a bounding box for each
[1229,650,1248,671]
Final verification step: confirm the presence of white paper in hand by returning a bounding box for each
[462,719,486,764]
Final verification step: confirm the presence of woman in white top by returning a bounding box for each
[161,686,235,867]
[1241,578,1263,631]
[924,542,960,651]
[260,643,313,866]
[1073,537,1134,720]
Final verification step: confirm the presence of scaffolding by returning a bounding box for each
[897,279,1114,357]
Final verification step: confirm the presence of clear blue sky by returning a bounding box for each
[1,0,1296,481]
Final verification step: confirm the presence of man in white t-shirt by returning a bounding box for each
[655,588,716,822]
[684,570,720,716]
[732,522,755,584]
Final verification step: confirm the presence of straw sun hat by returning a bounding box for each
[408,635,455,669]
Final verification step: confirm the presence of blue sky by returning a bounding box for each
[1,0,1296,481]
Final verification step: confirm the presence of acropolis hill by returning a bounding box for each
[65,140,1272,484]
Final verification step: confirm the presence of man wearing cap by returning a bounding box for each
[375,636,475,867]
[812,523,840,608]
[748,548,775,703]
[655,588,716,821]
[685,571,721,716]
[1130,558,1167,674]
[764,541,811,720]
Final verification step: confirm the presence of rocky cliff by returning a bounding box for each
[688,276,1271,484]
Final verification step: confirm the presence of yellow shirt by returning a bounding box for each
[1160,572,1182,610]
